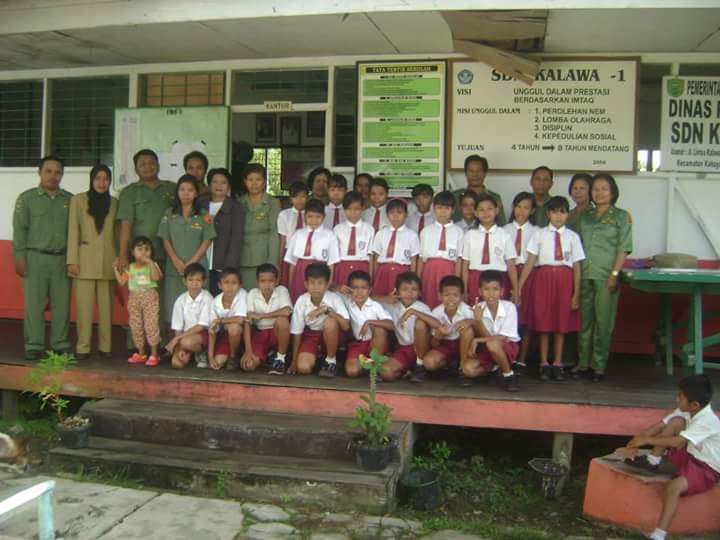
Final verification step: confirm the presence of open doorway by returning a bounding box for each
[231,111,325,196]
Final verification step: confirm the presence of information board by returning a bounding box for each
[449,59,638,172]
[660,76,720,173]
[356,61,446,191]
[113,106,230,190]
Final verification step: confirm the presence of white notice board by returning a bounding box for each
[660,76,720,173]
[449,59,638,172]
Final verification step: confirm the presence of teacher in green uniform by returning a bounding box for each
[13,156,73,359]
[574,173,633,382]
[452,155,506,225]
[67,164,118,360]
[116,149,175,349]
[238,164,280,288]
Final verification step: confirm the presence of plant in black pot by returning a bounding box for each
[26,351,91,449]
[399,441,447,510]
[350,349,394,472]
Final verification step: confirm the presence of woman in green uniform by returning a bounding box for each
[67,164,118,360]
[573,173,633,382]
[567,172,593,232]
[157,175,216,322]
[238,164,280,288]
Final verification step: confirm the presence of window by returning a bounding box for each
[250,147,283,196]
[0,81,43,167]
[232,69,328,105]
[334,67,357,167]
[49,76,129,166]
[141,72,225,106]
[637,64,670,172]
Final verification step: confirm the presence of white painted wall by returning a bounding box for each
[2,166,718,259]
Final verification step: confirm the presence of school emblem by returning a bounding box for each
[358,241,366,250]
[458,69,474,85]
[564,250,571,262]
[322,249,329,260]
[666,78,684,98]
[448,248,457,258]
[403,249,411,259]
[494,247,502,256]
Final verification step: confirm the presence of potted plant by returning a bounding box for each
[350,349,394,471]
[26,351,91,449]
[399,441,448,510]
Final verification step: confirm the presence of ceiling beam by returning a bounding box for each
[453,39,540,85]
[442,10,547,41]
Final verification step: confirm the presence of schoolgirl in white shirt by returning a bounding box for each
[371,198,419,296]
[277,181,308,286]
[333,191,375,289]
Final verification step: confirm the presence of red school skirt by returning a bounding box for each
[467,270,510,304]
[289,258,315,303]
[280,259,291,288]
[526,266,580,333]
[373,263,410,296]
[516,264,536,325]
[334,260,370,289]
[421,258,456,309]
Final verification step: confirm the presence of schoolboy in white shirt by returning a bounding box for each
[277,181,309,286]
[405,184,435,235]
[333,191,375,289]
[166,263,214,370]
[421,276,475,383]
[464,270,521,392]
[343,270,394,378]
[208,268,247,371]
[290,262,350,378]
[285,198,341,302]
[324,173,347,229]
[620,375,720,540]
[375,272,441,382]
[371,198,419,296]
[242,263,292,375]
[362,178,391,232]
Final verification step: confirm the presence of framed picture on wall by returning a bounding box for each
[280,116,301,146]
[256,115,276,144]
[306,111,325,139]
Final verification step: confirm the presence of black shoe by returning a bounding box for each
[268,358,286,375]
[225,357,240,371]
[98,351,113,359]
[624,456,659,474]
[592,372,605,383]
[75,352,90,361]
[458,374,474,387]
[318,360,337,378]
[511,362,526,377]
[551,365,564,381]
[503,373,520,392]
[571,367,591,380]
[23,350,40,361]
[409,365,427,383]
[539,365,551,381]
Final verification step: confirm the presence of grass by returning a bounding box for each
[59,463,146,490]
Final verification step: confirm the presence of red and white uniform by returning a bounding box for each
[382,299,433,370]
[405,210,435,235]
[462,225,517,302]
[362,204,390,232]
[419,222,464,308]
[344,297,392,359]
[290,291,350,355]
[246,286,292,360]
[333,220,375,288]
[503,221,538,323]
[284,225,341,302]
[372,225,419,296]
[324,202,346,229]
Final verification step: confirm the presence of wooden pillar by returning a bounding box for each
[552,432,574,495]
[1,389,19,420]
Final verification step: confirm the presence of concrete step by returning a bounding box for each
[81,399,413,463]
[49,437,400,513]
[583,455,720,535]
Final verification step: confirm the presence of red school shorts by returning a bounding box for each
[251,327,279,361]
[391,344,417,371]
[297,328,347,355]
[347,339,372,360]
[433,339,461,361]
[668,446,720,496]
[473,341,519,370]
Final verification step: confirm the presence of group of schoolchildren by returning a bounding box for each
[120,158,598,395]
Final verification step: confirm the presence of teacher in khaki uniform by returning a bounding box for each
[12,156,72,359]
[451,155,506,226]
[116,149,175,349]
[574,173,633,382]
[238,164,280,289]
[67,165,118,360]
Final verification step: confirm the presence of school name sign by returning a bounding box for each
[449,59,638,172]
[661,76,720,173]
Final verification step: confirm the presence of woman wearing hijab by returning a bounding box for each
[67,164,119,360]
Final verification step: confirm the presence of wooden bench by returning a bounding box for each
[583,456,720,535]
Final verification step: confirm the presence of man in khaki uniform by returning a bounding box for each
[452,154,507,226]
[116,149,175,351]
[13,156,72,360]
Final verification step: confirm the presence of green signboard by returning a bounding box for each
[356,61,446,192]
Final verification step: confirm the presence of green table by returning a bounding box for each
[622,268,720,375]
